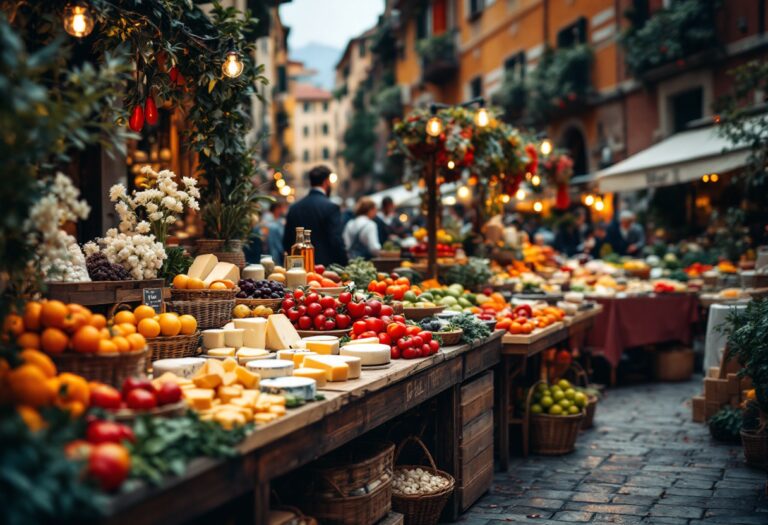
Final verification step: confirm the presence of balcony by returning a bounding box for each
[417,32,458,85]
[492,73,527,122]
[528,44,593,123]
[376,85,403,119]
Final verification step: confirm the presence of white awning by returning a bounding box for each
[367,182,458,208]
[596,122,753,193]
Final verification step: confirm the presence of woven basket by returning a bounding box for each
[304,474,391,525]
[169,300,233,330]
[170,288,238,301]
[437,329,463,346]
[51,348,150,387]
[235,297,283,310]
[530,412,584,455]
[391,437,455,525]
[310,441,394,494]
[582,396,598,430]
[147,332,200,362]
[653,348,694,382]
[741,430,768,469]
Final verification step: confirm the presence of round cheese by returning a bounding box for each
[246,359,294,378]
[340,344,391,366]
[236,347,270,364]
[207,347,236,358]
[152,357,207,379]
[302,335,340,355]
[260,376,317,401]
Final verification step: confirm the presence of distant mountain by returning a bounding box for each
[290,42,342,90]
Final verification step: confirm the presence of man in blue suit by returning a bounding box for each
[283,165,348,266]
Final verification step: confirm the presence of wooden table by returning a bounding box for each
[100,332,504,525]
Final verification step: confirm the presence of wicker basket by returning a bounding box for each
[310,441,394,494]
[437,329,463,346]
[527,380,584,455]
[304,475,391,525]
[391,437,455,525]
[741,430,768,469]
[582,396,598,430]
[51,348,150,387]
[196,239,246,269]
[147,332,200,362]
[169,300,234,330]
[170,288,238,301]
[235,297,283,310]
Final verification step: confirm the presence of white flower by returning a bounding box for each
[135,221,151,234]
[109,184,127,202]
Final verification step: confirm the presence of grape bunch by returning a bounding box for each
[86,253,131,281]
[236,279,285,299]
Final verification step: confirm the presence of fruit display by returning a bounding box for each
[495,304,565,335]
[71,419,134,491]
[232,303,274,319]
[393,467,451,495]
[171,254,239,290]
[236,278,286,299]
[85,252,131,281]
[306,265,349,288]
[409,241,457,258]
[529,379,589,416]
[284,289,393,333]
[329,258,378,290]
[367,274,415,301]
[382,320,439,359]
[118,306,198,340]
[88,377,183,412]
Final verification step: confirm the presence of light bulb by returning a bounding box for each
[710,173,719,182]
[63,4,94,38]
[531,175,541,186]
[275,178,286,188]
[399,213,409,223]
[533,201,543,212]
[447,160,455,169]
[443,196,457,206]
[457,185,470,199]
[329,172,338,184]
[279,185,292,196]
[501,194,511,204]
[702,174,709,183]
[515,189,526,200]
[222,51,244,78]
[594,199,605,211]
[274,171,282,180]
[426,116,443,137]
[540,139,552,156]
[474,107,490,127]
[584,194,595,206]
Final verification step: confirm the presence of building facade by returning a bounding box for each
[290,83,337,195]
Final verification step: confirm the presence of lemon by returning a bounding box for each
[564,388,576,400]
[548,404,564,415]
[574,392,587,408]
[559,399,572,409]
[540,396,554,408]
[557,379,571,389]
[531,404,543,414]
[552,390,565,402]
[568,405,581,415]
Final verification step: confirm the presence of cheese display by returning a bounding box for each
[188,254,218,280]
[207,347,236,358]
[236,347,271,364]
[246,359,294,379]
[234,317,268,348]
[265,314,302,350]
[343,337,379,346]
[293,367,328,387]
[260,376,317,401]
[152,357,207,379]
[302,336,340,355]
[304,355,361,380]
[202,329,226,349]
[223,328,244,348]
[301,355,350,382]
[276,349,317,367]
[340,343,391,366]
[203,261,240,287]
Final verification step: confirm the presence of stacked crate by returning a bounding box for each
[691,355,752,422]
[457,371,494,511]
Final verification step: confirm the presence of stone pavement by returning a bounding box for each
[461,378,767,525]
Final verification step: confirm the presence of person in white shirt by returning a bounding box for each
[343,198,381,260]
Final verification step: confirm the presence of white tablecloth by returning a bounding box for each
[704,303,747,370]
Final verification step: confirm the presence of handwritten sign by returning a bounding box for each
[142,288,163,312]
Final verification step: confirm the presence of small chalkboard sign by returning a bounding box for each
[142,287,163,312]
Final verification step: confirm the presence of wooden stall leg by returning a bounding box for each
[249,482,270,525]
[495,357,510,471]
[436,385,461,522]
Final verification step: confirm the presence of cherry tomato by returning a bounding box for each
[305,293,319,304]
[126,388,157,410]
[286,308,300,322]
[323,308,336,318]
[378,333,392,345]
[86,421,135,444]
[387,323,406,340]
[90,384,122,410]
[397,336,413,350]
[307,303,322,317]
[339,292,352,304]
[402,347,420,359]
[412,335,423,348]
[297,305,307,317]
[323,318,337,330]
[156,382,182,405]
[320,297,336,309]
[419,331,432,343]
[380,305,394,317]
[293,289,304,300]
[375,282,388,295]
[298,316,312,330]
[365,317,385,334]
[429,340,440,353]
[121,377,155,397]
[353,320,368,335]
[393,315,406,324]
[391,346,401,359]
[313,315,326,330]
[421,343,431,356]
[367,300,382,316]
[336,314,351,329]
[359,330,378,339]
[282,298,296,310]
[347,302,365,318]
[406,325,421,337]
[364,305,373,317]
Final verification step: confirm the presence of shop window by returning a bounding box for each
[303,102,312,112]
[557,17,588,48]
[303,150,309,162]
[303,126,309,137]
[671,87,703,132]
[322,147,330,160]
[468,0,485,20]
[277,65,287,93]
[322,123,329,136]
[504,51,526,79]
[359,39,366,57]
[323,101,329,112]
[470,76,483,98]
[630,0,650,26]
[560,126,589,176]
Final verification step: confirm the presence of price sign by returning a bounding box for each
[142,287,163,312]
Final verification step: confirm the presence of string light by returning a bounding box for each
[63,3,94,38]
[501,194,511,204]
[399,213,409,223]
[533,201,543,212]
[279,185,292,196]
[595,199,605,211]
[515,188,526,200]
[329,172,338,184]
[447,160,456,169]
[474,106,490,127]
[702,174,710,183]
[457,185,471,199]
[584,194,595,206]
[222,51,244,78]
[275,178,286,189]
[531,175,541,186]
[540,138,553,156]
[710,173,719,182]
[426,116,443,137]
[274,172,283,180]
[443,196,457,206]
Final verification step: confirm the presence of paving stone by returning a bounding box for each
[650,503,705,519]
[571,492,613,503]
[611,495,657,506]
[551,510,594,522]
[563,502,650,515]
[617,486,665,497]
[664,487,714,497]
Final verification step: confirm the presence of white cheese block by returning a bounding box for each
[202,329,226,349]
[152,357,207,379]
[203,262,240,287]
[235,318,267,348]
[223,328,244,348]
[260,376,317,401]
[302,336,340,355]
[188,254,218,280]
[343,337,379,346]
[223,321,236,330]
[339,344,391,366]
[246,359,294,378]
[207,347,236,358]
[265,314,302,350]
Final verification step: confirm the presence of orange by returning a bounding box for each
[113,310,137,326]
[126,333,146,351]
[40,300,68,329]
[111,336,131,353]
[16,332,40,350]
[71,325,101,354]
[17,405,44,432]
[117,323,136,335]
[210,279,234,289]
[186,278,205,290]
[62,312,89,334]
[20,349,56,378]
[3,314,24,337]
[98,339,118,354]
[23,302,43,331]
[89,314,107,329]
[57,372,90,405]
[158,313,181,337]
[133,305,156,322]
[41,327,69,354]
[172,274,189,289]
[67,303,92,322]
[209,281,227,290]
[137,318,161,338]
[178,315,197,335]
[508,323,522,334]
[99,327,111,339]
[7,364,53,407]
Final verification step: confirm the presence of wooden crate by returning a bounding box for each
[460,372,494,423]
[458,446,493,511]
[457,371,495,512]
[45,279,166,307]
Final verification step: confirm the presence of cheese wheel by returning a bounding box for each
[292,367,327,387]
[223,328,245,348]
[202,329,226,349]
[302,336,340,355]
[236,347,270,364]
[343,337,379,346]
[246,359,294,379]
[339,344,391,366]
[152,358,207,379]
[260,376,317,401]
[207,347,236,358]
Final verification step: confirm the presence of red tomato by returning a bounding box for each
[387,323,406,340]
[297,305,307,317]
[88,443,131,491]
[378,333,392,345]
[282,298,296,310]
[156,382,182,405]
[375,282,388,295]
[429,340,440,353]
[323,308,336,318]
[402,347,420,359]
[393,315,406,324]
[125,388,157,410]
[338,292,352,304]
[406,325,421,337]
[397,336,414,350]
[368,281,378,292]
[395,277,410,286]
[359,330,378,339]
[380,305,394,317]
[305,293,319,304]
[419,331,432,343]
[293,289,304,300]
[298,316,312,330]
[353,320,368,335]
[86,421,135,444]
[336,314,351,329]
[64,439,93,461]
[367,300,382,316]
[121,377,155,398]
[347,302,365,318]
[320,297,336,309]
[421,344,431,356]
[412,335,424,348]
[391,346,401,359]
[314,264,325,275]
[324,318,337,330]
[307,303,322,317]
[365,317,385,334]
[286,308,300,322]
[313,315,326,330]
[90,384,122,410]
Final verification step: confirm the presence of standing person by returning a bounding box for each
[606,210,646,255]
[375,196,403,243]
[343,198,381,260]
[283,166,348,266]
[265,200,286,263]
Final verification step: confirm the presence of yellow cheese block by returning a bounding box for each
[188,254,218,280]
[214,409,247,429]
[184,388,215,410]
[343,337,379,346]
[239,390,260,406]
[222,371,238,386]
[203,262,240,287]
[202,329,226,349]
[217,385,242,403]
[269,404,287,416]
[193,373,222,389]
[217,403,254,421]
[235,318,267,348]
[236,347,270,364]
[223,329,244,348]
[207,347,235,358]
[235,366,260,389]
[302,355,350,382]
[293,367,327,387]
[265,314,302,350]
[276,349,317,367]
[206,358,225,376]
[221,357,239,373]
[254,412,279,423]
[303,336,340,355]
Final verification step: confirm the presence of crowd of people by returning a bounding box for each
[247,164,650,266]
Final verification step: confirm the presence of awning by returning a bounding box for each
[368,182,458,208]
[596,121,753,193]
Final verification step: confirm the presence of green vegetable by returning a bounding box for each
[446,313,491,344]
[443,257,492,290]
[330,258,378,290]
[708,406,742,442]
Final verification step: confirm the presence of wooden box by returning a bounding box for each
[692,395,705,423]
[457,371,494,512]
[46,279,166,307]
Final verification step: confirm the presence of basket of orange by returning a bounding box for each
[7,300,150,388]
[169,274,237,329]
[112,305,200,363]
[170,274,239,300]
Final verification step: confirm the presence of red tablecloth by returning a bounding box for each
[586,294,699,368]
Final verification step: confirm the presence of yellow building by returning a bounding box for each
[289,83,337,196]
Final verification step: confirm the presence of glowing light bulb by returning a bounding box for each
[515,189,526,200]
[474,107,490,127]
[501,194,511,204]
[595,199,605,211]
[533,201,543,212]
[399,213,409,223]
[274,171,283,180]
[584,194,595,206]
[222,51,244,78]
[447,160,455,169]
[426,116,443,137]
[457,185,470,199]
[702,174,709,183]
[540,139,552,156]
[279,185,292,196]
[710,173,719,182]
[531,175,541,186]
[443,196,457,206]
[329,172,338,184]
[275,178,286,189]
[63,4,94,38]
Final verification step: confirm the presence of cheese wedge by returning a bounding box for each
[235,318,268,348]
[304,354,361,379]
[302,336,340,355]
[302,355,349,381]
[265,314,301,350]
[203,262,240,287]
[188,254,218,280]
[202,329,226,349]
[221,357,239,372]
[276,349,317,367]
[193,373,222,389]
[293,367,328,387]
[235,366,260,388]
[223,329,244,348]
[217,385,242,403]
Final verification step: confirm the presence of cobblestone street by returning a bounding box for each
[462,378,767,525]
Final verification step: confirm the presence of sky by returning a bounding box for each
[280,0,384,50]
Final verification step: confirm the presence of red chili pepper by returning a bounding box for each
[128,105,144,132]
[144,96,158,126]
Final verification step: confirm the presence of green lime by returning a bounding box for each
[540,396,554,408]
[531,404,543,414]
[557,379,571,389]
[536,383,548,392]
[573,392,587,407]
[548,404,564,415]
[552,390,565,402]
[568,405,581,415]
[564,388,576,400]
[558,399,572,409]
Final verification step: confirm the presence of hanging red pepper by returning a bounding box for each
[555,183,570,210]
[169,66,185,87]
[144,96,158,126]
[129,105,144,132]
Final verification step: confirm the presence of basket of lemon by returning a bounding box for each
[528,379,587,455]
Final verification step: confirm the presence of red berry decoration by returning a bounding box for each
[144,96,158,126]
[129,105,144,132]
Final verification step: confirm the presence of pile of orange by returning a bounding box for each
[119,306,197,339]
[171,274,235,291]
[495,317,536,335]
[532,306,566,328]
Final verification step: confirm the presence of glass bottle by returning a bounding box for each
[302,229,315,273]
[290,227,305,258]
